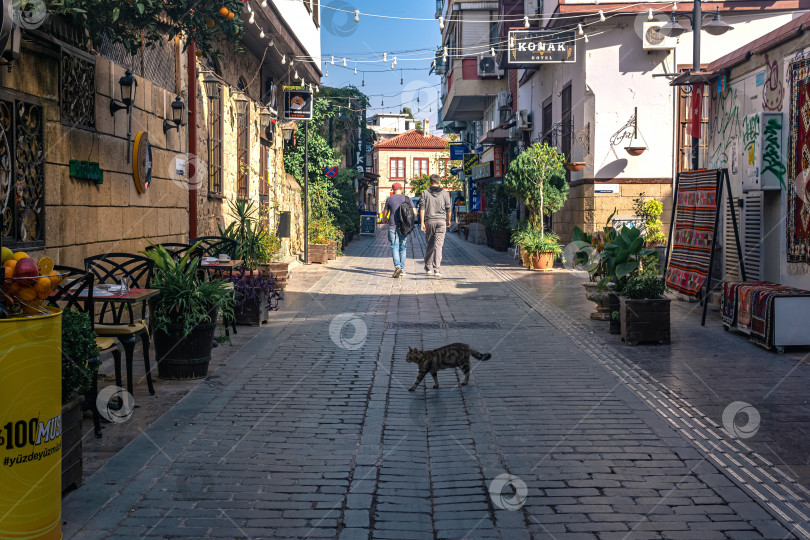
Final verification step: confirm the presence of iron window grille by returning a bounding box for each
[208,90,223,196]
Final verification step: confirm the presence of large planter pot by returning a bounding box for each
[620,296,671,345]
[583,282,615,321]
[234,290,269,326]
[608,292,621,334]
[491,229,511,252]
[61,395,84,493]
[309,243,329,264]
[528,251,555,270]
[327,241,338,260]
[259,261,291,291]
[154,320,218,379]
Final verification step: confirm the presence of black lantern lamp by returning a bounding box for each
[659,14,688,38]
[702,8,732,36]
[202,71,221,100]
[163,96,185,134]
[233,90,250,116]
[110,69,137,116]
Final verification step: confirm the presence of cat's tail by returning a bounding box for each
[471,349,491,361]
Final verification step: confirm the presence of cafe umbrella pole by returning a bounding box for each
[304,120,309,265]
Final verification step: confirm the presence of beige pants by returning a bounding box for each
[424,221,446,272]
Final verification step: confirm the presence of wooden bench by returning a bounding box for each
[457,211,482,240]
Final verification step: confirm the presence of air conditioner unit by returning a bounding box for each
[478,56,504,78]
[508,125,522,141]
[517,110,532,131]
[642,22,677,51]
[497,91,512,110]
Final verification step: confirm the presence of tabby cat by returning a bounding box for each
[406,343,491,391]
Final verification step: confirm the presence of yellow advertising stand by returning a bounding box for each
[0,309,63,540]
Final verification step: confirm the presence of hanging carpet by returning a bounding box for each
[788,58,810,265]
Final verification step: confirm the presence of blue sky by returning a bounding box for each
[320,0,441,130]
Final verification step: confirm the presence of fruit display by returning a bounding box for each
[1,251,61,318]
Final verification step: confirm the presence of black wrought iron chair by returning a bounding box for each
[47,265,122,437]
[84,253,156,398]
[189,236,237,259]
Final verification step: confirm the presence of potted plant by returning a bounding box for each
[620,273,670,345]
[504,142,569,268]
[143,244,235,379]
[61,310,99,492]
[258,231,291,292]
[308,218,331,264]
[482,182,515,252]
[632,193,668,271]
[512,223,563,270]
[572,225,615,321]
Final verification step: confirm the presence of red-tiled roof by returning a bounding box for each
[375,130,449,150]
[708,11,810,72]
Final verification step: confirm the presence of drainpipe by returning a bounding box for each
[187,41,198,239]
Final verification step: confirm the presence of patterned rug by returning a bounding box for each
[721,280,810,349]
[788,59,810,264]
[665,169,721,296]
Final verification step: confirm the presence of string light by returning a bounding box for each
[400,70,403,85]
[577,23,584,35]
[439,16,444,29]
[249,12,255,24]
[599,10,605,21]
[491,47,496,57]
[281,54,286,64]
[354,9,359,22]
[294,69,299,79]
[342,58,347,67]
[524,15,530,28]
[246,4,251,12]
[325,69,328,77]
[261,0,267,6]
[354,65,357,75]
[393,56,397,66]
[331,56,335,65]
[383,52,387,62]
[259,29,265,38]
[584,33,589,43]
[648,8,653,20]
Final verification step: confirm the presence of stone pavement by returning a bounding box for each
[61,227,810,539]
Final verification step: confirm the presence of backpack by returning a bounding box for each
[395,200,415,236]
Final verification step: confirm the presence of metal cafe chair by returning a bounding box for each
[47,265,122,437]
[84,253,156,398]
[189,236,237,259]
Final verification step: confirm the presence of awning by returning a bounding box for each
[479,127,509,145]
[669,70,719,87]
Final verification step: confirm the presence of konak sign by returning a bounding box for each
[507,30,576,66]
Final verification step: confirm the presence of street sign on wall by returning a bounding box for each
[507,30,576,66]
[450,144,468,160]
[283,87,313,120]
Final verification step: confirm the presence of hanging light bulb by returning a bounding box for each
[325,69,328,77]
[524,15,530,28]
[442,47,447,62]
[431,59,436,68]
[247,4,252,12]
[383,52,387,62]
[249,12,255,24]
[491,46,496,57]
[316,85,319,92]
[391,62,395,70]
[400,70,403,85]
[673,1,678,10]
[331,56,335,65]
[599,10,605,21]
[439,16,445,29]
[261,0,267,6]
[342,58,347,67]
[584,33,589,43]
[393,56,397,66]
[362,74,365,87]
[268,39,273,47]
[281,54,286,64]
[577,23,584,35]
[354,9,359,22]
[294,69,299,79]
[354,65,357,75]
[648,8,654,20]
[260,29,265,38]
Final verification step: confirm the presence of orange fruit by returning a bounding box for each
[7,281,20,293]
[33,277,51,295]
[37,256,54,275]
[206,18,215,28]
[17,287,36,302]
[3,266,11,279]
[218,6,229,17]
[227,11,234,19]
[4,259,17,273]
[12,251,28,261]
[195,49,203,58]
[36,289,48,300]
[48,270,62,286]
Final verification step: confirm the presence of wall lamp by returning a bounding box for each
[233,90,250,116]
[110,69,137,116]
[201,71,222,100]
[163,96,185,134]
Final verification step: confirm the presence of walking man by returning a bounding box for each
[382,182,414,278]
[420,174,452,277]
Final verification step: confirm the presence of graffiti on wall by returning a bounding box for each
[708,86,741,169]
[762,117,786,188]
[742,112,760,161]
[762,54,784,111]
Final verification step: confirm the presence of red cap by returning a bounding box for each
[391,182,403,191]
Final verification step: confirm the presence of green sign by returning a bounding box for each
[462,153,480,176]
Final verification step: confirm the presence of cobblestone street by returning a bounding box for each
[61,229,810,540]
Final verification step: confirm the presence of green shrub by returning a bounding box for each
[622,274,666,299]
[61,310,99,404]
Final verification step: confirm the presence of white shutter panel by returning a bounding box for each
[742,191,764,281]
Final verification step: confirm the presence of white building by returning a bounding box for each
[368,113,421,141]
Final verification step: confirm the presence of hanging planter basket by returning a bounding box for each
[624,146,647,157]
[564,162,585,172]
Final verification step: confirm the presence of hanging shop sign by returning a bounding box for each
[462,153,480,175]
[132,132,152,194]
[471,161,493,181]
[450,143,468,160]
[507,30,576,66]
[283,87,313,120]
[493,146,503,178]
[469,179,481,211]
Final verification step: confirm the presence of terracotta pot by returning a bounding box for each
[529,251,555,270]
[308,243,329,264]
[583,282,615,321]
[565,162,585,172]
[625,146,646,156]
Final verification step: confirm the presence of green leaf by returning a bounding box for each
[112,6,119,22]
[136,2,145,13]
[629,237,643,254]
[616,261,639,278]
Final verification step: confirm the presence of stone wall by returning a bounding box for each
[1,37,188,267]
[553,181,673,245]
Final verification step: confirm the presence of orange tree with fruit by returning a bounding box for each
[1,247,61,317]
[47,0,245,58]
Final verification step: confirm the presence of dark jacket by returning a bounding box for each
[419,187,452,222]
